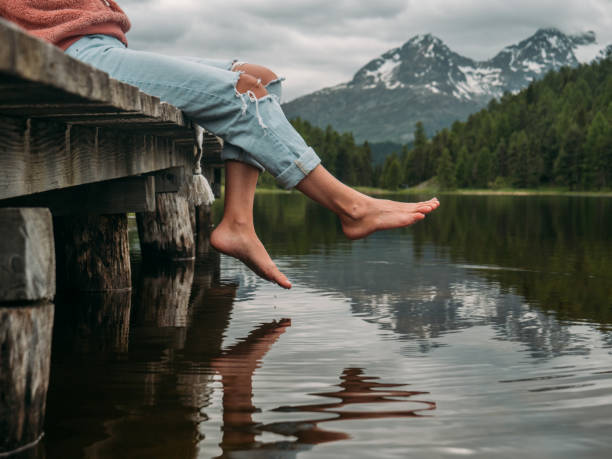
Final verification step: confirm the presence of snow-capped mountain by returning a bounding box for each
[282,28,608,144]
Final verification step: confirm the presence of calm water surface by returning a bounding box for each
[40,194,612,458]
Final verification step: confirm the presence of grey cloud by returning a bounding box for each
[240,0,407,25]
[118,0,612,101]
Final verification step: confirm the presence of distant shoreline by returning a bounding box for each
[252,186,612,198]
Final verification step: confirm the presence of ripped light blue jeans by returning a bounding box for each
[65,35,320,189]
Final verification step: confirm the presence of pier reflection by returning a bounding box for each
[44,249,435,458]
[52,289,131,355]
[44,253,236,458]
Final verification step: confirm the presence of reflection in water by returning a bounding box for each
[409,194,612,325]
[45,255,234,458]
[264,368,435,443]
[237,194,612,327]
[212,320,435,457]
[45,251,433,459]
[251,194,612,360]
[212,319,293,454]
[53,289,131,355]
[40,195,612,458]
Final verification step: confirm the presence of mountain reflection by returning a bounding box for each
[243,193,612,358]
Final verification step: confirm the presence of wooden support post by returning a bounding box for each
[195,204,213,255]
[213,167,222,198]
[0,208,55,455]
[136,193,195,260]
[53,214,131,292]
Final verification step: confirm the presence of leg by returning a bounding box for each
[297,165,440,240]
[210,160,292,289]
[195,61,440,240]
[65,36,320,189]
[64,38,437,286]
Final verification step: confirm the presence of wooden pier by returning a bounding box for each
[0,18,223,455]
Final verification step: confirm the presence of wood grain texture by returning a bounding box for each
[0,208,55,302]
[0,302,54,454]
[153,167,186,193]
[136,193,195,260]
[0,116,194,200]
[195,204,213,255]
[0,19,185,125]
[0,18,225,209]
[2,176,156,216]
[53,214,131,292]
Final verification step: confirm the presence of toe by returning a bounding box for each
[416,205,433,213]
[276,274,292,289]
[412,212,426,223]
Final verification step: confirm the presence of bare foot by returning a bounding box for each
[340,197,440,240]
[211,221,292,289]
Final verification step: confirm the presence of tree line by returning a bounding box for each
[270,56,611,191]
[258,119,376,188]
[383,56,612,190]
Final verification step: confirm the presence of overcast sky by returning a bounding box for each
[118,0,612,102]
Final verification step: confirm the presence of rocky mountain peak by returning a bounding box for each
[282,28,609,144]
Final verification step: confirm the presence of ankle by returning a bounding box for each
[335,194,370,221]
[218,216,254,231]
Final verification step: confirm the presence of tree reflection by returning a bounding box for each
[410,194,612,325]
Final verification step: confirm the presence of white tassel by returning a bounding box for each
[188,172,215,206]
[180,124,215,206]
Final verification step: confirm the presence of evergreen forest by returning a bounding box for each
[276,56,611,191]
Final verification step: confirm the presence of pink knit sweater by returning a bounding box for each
[0,0,131,49]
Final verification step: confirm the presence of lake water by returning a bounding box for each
[40,194,612,458]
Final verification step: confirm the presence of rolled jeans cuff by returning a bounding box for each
[221,142,265,171]
[275,147,321,189]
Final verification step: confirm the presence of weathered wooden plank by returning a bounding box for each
[0,18,186,126]
[195,204,213,255]
[54,214,131,292]
[0,116,194,200]
[212,167,223,197]
[0,302,54,455]
[1,176,156,216]
[202,132,223,165]
[0,208,55,302]
[0,105,139,117]
[0,90,88,106]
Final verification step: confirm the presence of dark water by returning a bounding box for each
[39,194,612,458]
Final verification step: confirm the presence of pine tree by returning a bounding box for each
[583,111,612,188]
[474,147,494,188]
[437,148,456,190]
[554,123,583,189]
[382,153,402,190]
[455,146,470,188]
[508,131,531,188]
[404,122,429,185]
[494,139,508,178]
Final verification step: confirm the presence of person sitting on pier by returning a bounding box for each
[1,0,440,289]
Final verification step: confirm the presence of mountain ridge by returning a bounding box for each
[282,28,609,143]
